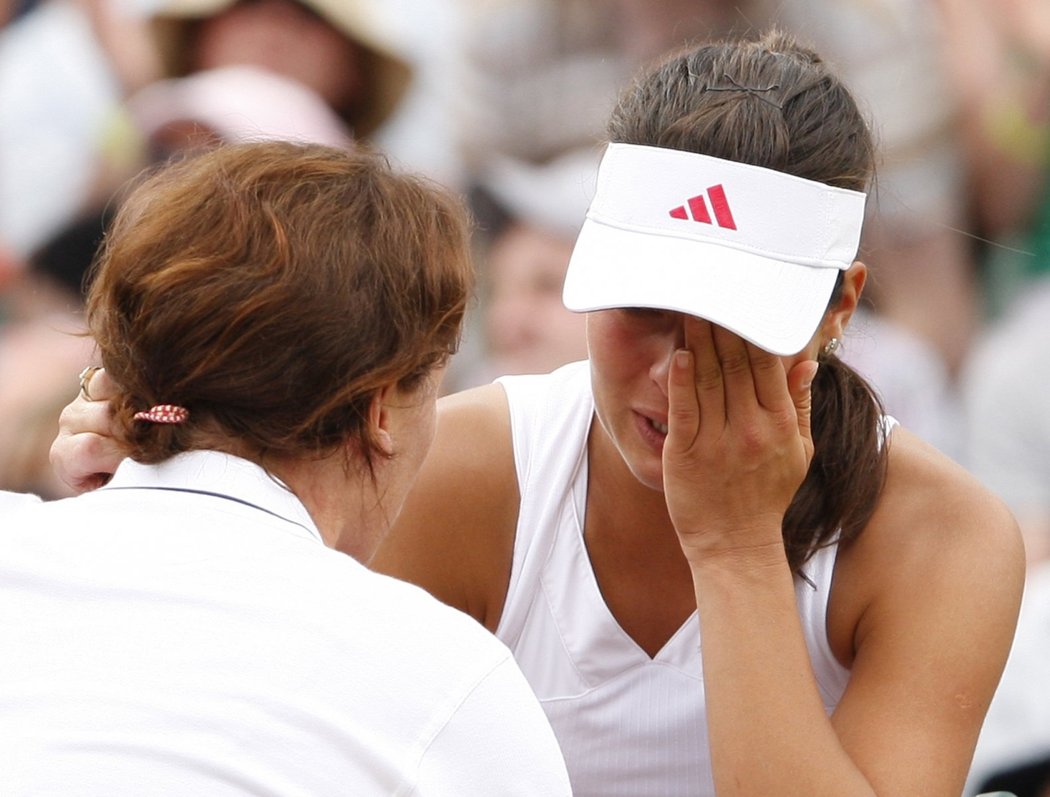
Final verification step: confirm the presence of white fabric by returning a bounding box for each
[0,450,570,796]
[495,360,851,797]
[563,144,867,356]
[0,489,42,512]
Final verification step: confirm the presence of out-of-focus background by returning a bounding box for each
[2,1,1049,792]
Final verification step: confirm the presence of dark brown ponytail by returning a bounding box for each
[785,349,888,573]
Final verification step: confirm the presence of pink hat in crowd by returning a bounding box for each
[127,65,354,150]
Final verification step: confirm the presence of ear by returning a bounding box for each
[368,383,398,457]
[821,260,867,342]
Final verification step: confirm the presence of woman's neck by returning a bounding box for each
[271,453,384,560]
[584,417,699,656]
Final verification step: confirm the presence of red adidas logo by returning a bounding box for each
[668,184,737,230]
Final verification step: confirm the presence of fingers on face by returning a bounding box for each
[667,347,699,445]
[746,342,791,411]
[710,324,753,398]
[684,321,793,418]
[684,317,725,423]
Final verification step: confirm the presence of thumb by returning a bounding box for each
[787,359,819,448]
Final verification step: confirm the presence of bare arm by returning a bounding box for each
[823,429,1024,794]
[663,322,1024,795]
[369,383,520,632]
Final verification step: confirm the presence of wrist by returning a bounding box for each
[677,525,788,572]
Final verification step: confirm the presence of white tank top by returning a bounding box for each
[496,361,858,797]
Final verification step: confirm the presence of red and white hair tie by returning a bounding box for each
[133,404,190,424]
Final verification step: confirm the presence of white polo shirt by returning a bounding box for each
[0,490,41,512]
[0,450,570,796]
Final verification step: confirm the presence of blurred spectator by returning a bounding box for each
[2,0,411,263]
[935,0,1050,317]
[126,64,354,157]
[0,0,122,259]
[80,0,410,214]
[480,221,586,379]
[143,0,409,140]
[450,150,597,390]
[960,280,1050,567]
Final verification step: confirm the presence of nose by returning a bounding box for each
[648,315,687,396]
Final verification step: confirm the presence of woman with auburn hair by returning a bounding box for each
[0,141,571,795]
[52,34,1024,796]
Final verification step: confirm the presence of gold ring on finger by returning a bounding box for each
[78,365,103,401]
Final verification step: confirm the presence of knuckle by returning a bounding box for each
[750,354,781,375]
[719,352,750,376]
[695,363,724,391]
[57,403,76,425]
[770,408,797,432]
[669,403,694,424]
[737,424,766,454]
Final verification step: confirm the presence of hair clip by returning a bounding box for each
[697,74,784,110]
[133,404,190,424]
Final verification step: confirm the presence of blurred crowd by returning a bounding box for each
[2,0,1050,793]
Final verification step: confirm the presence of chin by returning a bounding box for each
[621,450,666,494]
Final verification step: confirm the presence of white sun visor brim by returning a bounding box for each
[563,143,867,355]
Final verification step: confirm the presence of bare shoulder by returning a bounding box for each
[836,425,1024,634]
[369,383,520,631]
[867,426,1023,574]
[828,425,1025,793]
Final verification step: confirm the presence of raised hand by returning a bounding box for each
[662,318,818,564]
[50,367,124,493]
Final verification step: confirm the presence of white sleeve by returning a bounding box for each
[411,655,572,796]
[0,490,43,517]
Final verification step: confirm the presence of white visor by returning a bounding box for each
[563,143,867,355]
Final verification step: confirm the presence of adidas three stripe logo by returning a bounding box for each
[668,184,737,230]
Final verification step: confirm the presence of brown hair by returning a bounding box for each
[608,31,887,573]
[87,141,472,469]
